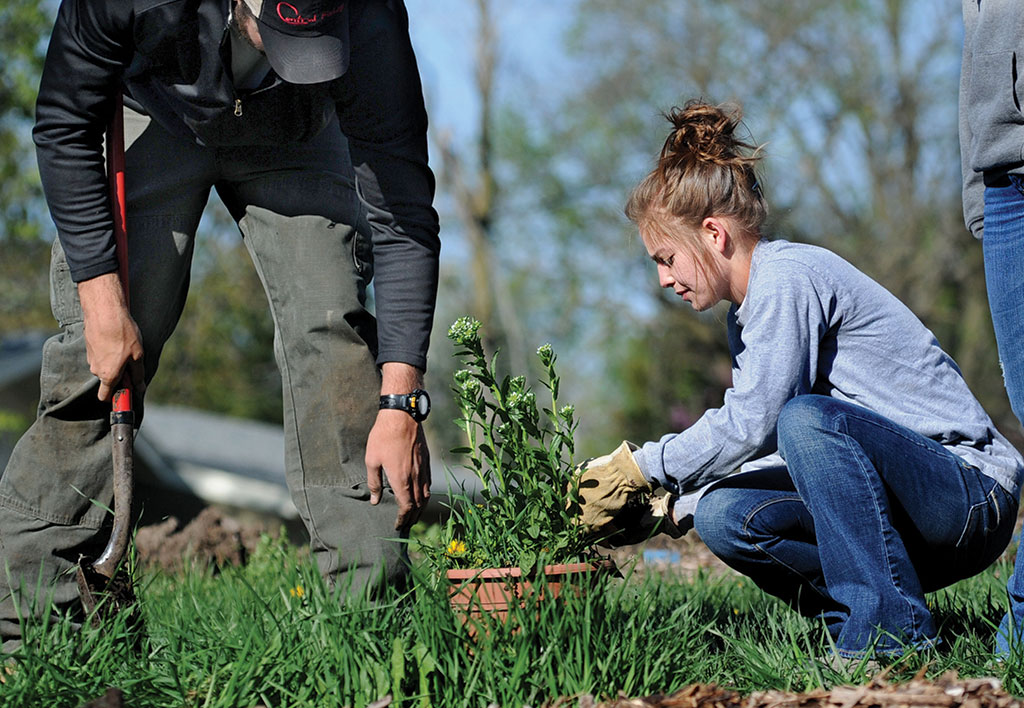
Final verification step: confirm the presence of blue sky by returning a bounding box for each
[406,1,574,144]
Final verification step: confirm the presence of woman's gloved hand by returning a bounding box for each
[596,492,688,548]
[569,440,654,532]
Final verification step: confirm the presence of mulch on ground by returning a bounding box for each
[73,675,1024,708]
[568,673,1020,708]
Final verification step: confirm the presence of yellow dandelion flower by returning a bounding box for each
[446,539,467,556]
[289,585,305,598]
[733,608,740,615]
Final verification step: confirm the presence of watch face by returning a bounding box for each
[412,390,431,419]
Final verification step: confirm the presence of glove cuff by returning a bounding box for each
[650,493,684,539]
[615,440,653,492]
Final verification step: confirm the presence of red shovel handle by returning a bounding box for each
[107,92,129,309]
[92,93,134,580]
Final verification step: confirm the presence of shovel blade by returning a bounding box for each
[75,558,142,634]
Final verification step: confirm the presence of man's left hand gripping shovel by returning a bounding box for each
[75,93,140,629]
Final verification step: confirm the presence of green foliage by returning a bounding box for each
[429,316,594,571]
[4,538,1024,706]
[0,0,56,332]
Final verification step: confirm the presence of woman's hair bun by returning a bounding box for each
[660,100,751,173]
[625,97,767,238]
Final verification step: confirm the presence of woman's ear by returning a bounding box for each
[701,216,730,254]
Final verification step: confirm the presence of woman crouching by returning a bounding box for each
[574,100,1023,659]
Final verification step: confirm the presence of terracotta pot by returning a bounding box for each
[446,559,617,633]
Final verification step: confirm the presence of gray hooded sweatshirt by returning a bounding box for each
[960,0,1024,239]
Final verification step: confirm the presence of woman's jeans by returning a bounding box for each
[695,396,1016,657]
[983,173,1024,657]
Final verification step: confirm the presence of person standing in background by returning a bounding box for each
[959,0,1024,657]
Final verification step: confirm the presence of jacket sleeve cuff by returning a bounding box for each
[68,259,120,284]
[631,446,662,488]
[376,349,428,373]
[968,215,985,241]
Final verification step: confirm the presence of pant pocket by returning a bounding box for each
[49,240,82,327]
[352,202,374,280]
[1009,173,1024,198]
[955,481,1016,576]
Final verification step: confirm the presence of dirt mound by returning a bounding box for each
[576,674,1019,708]
[134,507,276,573]
[77,688,124,708]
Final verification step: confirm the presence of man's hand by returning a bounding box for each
[570,440,653,533]
[366,363,431,530]
[78,272,145,401]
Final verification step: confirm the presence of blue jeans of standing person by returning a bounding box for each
[695,396,1016,657]
[983,174,1024,657]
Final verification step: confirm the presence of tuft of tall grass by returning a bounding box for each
[3,534,1024,707]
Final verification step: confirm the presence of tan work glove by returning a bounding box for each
[570,440,654,533]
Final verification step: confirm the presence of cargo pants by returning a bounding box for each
[0,107,406,651]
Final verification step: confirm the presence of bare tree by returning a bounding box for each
[435,0,529,377]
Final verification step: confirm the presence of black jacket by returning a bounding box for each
[34,0,440,370]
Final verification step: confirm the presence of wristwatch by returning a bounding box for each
[379,389,431,422]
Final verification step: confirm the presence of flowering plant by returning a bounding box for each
[435,317,596,571]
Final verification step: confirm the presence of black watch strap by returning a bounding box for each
[379,388,431,422]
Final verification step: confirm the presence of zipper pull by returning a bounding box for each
[234,99,243,117]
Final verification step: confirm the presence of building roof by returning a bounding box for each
[138,405,297,519]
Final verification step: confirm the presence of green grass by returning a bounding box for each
[4,534,1024,707]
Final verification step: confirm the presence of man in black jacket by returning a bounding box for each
[1,0,439,651]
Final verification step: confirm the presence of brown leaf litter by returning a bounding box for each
[72,671,1022,708]
[560,673,1021,708]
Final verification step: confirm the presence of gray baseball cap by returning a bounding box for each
[240,0,350,84]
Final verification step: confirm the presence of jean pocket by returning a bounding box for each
[955,481,1016,576]
[957,487,998,549]
[1009,174,1024,198]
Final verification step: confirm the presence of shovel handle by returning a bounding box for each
[93,93,134,580]
[108,92,129,306]
[93,414,134,578]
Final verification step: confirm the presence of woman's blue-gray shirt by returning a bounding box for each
[635,239,1024,504]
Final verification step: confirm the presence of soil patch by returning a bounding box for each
[134,506,279,573]
[77,688,124,708]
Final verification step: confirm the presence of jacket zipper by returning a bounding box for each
[234,98,243,117]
